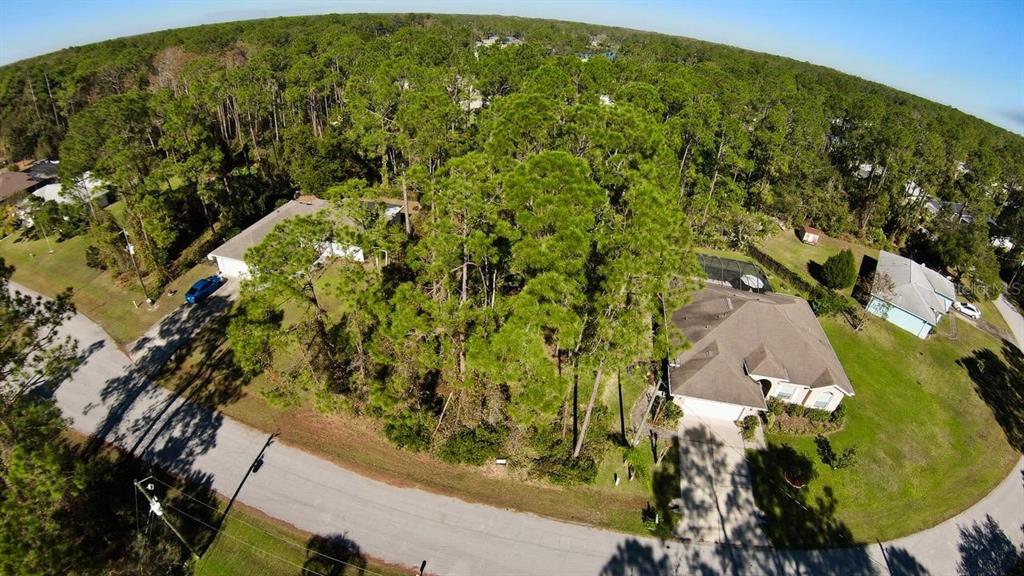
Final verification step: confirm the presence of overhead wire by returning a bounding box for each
[147,476,388,576]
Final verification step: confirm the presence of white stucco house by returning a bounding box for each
[667,285,855,421]
[207,196,374,279]
[865,250,955,339]
[32,173,109,206]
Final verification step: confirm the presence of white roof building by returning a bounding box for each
[32,173,108,205]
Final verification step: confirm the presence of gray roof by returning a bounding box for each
[670,286,854,408]
[208,198,329,262]
[872,251,955,325]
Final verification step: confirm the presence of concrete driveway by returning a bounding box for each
[126,277,239,368]
[675,417,768,546]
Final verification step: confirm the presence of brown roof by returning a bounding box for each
[802,226,822,236]
[0,172,37,202]
[669,285,854,407]
[374,196,422,214]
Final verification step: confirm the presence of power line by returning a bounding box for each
[147,476,388,576]
[134,477,200,559]
[161,501,332,576]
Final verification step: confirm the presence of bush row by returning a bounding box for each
[747,245,860,321]
[764,398,846,435]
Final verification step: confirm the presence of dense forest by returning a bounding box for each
[1,13,1022,484]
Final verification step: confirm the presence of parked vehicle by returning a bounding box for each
[185,275,224,304]
[953,301,981,320]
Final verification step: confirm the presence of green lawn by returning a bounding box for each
[765,315,1019,542]
[1,220,216,344]
[196,502,408,576]
[760,229,880,297]
[970,297,1013,338]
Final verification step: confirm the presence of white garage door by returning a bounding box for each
[213,256,250,279]
[678,396,745,421]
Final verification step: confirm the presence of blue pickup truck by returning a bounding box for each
[185,275,224,304]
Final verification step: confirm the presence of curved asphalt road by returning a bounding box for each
[15,281,1024,575]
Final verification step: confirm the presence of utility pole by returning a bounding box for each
[121,229,150,303]
[617,370,626,445]
[33,212,55,254]
[134,477,199,560]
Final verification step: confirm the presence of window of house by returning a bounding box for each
[812,391,834,410]
[775,384,795,401]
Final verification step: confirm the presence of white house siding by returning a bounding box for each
[764,381,845,413]
[322,242,365,262]
[764,381,809,403]
[866,296,933,339]
[675,396,747,421]
[801,387,843,412]
[211,255,251,279]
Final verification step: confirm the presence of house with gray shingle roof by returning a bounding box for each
[866,251,955,339]
[668,285,854,421]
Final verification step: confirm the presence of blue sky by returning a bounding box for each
[1,0,1022,133]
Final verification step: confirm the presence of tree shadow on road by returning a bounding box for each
[302,533,368,576]
[86,291,242,477]
[600,538,672,576]
[879,545,928,576]
[956,514,1022,576]
[957,343,1024,452]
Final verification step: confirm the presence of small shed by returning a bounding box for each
[800,226,822,246]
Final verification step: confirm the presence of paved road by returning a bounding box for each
[995,295,1024,351]
[14,281,1024,575]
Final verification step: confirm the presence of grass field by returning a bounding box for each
[765,314,1019,542]
[1,219,215,344]
[195,501,409,576]
[760,229,880,297]
[970,297,1013,337]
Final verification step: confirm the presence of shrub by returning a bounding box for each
[438,423,507,465]
[814,434,837,467]
[806,408,831,424]
[533,454,598,485]
[835,446,857,469]
[739,415,759,441]
[765,398,846,435]
[623,446,649,482]
[641,502,660,532]
[810,289,854,317]
[654,396,683,427]
[830,403,847,427]
[85,245,107,270]
[815,434,857,470]
[384,412,433,452]
[528,426,600,485]
[820,249,857,289]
